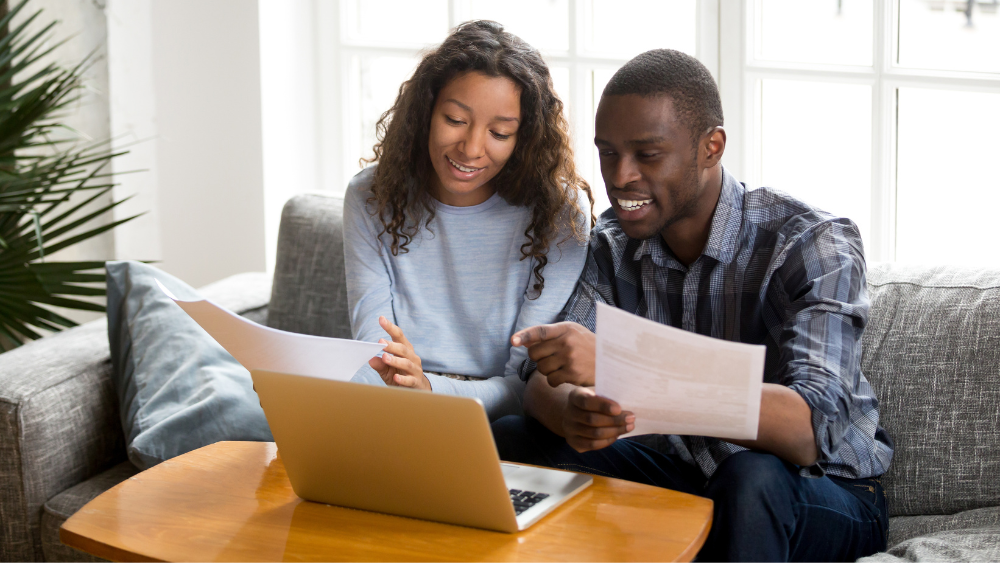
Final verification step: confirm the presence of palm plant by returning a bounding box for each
[0,0,138,351]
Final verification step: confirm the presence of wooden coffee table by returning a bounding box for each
[60,441,712,561]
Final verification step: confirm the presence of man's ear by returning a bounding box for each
[701,126,726,167]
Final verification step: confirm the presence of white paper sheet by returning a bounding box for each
[594,302,764,441]
[157,280,384,381]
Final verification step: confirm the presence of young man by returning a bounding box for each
[492,50,894,562]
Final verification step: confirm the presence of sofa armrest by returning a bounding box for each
[197,271,272,322]
[0,270,273,562]
[0,320,120,562]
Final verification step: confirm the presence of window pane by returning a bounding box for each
[549,65,570,112]
[895,88,1000,266]
[584,68,616,214]
[463,0,569,53]
[759,80,872,244]
[897,0,1000,74]
[756,0,873,66]
[584,0,696,58]
[344,0,448,46]
[346,55,420,181]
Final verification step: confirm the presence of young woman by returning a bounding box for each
[343,20,594,420]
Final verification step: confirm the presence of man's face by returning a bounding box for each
[594,94,705,241]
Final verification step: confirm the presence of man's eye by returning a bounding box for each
[491,131,512,141]
[638,152,659,158]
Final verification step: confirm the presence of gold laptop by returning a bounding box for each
[251,369,592,533]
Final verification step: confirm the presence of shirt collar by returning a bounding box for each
[701,167,745,265]
[631,167,745,267]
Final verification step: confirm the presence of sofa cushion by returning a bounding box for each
[106,261,273,469]
[860,527,1000,563]
[888,506,1000,547]
[40,461,138,562]
[861,264,1000,517]
[267,194,352,338]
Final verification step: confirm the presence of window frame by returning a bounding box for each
[719,0,1000,262]
[315,0,721,213]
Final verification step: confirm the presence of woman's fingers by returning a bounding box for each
[379,316,411,345]
[381,352,421,376]
[392,374,420,387]
[380,340,415,359]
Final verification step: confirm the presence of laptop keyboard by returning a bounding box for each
[509,489,549,515]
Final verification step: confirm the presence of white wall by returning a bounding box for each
[106,0,267,288]
[258,0,323,272]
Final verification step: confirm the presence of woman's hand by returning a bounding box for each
[368,316,431,391]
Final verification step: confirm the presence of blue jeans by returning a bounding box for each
[491,415,888,562]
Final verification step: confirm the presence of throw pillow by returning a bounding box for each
[106,260,273,469]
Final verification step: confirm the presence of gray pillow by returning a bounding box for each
[106,260,272,469]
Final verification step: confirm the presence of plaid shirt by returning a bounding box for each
[555,169,894,480]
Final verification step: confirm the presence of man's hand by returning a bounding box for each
[511,322,596,387]
[369,316,430,391]
[563,387,634,453]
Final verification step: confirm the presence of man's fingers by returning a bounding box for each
[565,420,627,440]
[569,388,622,416]
[546,368,595,387]
[512,322,567,347]
[567,407,630,429]
[567,436,619,453]
[534,356,565,378]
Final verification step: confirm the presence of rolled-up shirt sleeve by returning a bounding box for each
[769,219,872,476]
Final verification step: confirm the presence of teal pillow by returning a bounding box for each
[106,261,272,469]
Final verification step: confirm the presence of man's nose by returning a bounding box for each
[612,156,640,189]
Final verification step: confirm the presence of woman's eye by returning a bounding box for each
[445,116,464,125]
[491,131,512,141]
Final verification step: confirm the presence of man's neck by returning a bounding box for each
[660,167,724,267]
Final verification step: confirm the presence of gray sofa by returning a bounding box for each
[1,193,998,561]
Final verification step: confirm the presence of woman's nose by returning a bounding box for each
[459,128,487,160]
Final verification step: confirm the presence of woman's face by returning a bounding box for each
[427,71,521,207]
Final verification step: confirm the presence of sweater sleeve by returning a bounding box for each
[343,168,394,345]
[419,373,526,421]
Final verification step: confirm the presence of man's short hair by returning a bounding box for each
[602,49,724,142]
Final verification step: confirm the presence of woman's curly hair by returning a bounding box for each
[363,20,594,298]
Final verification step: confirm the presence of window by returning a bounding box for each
[720,0,1000,265]
[317,0,718,213]
[265,0,999,269]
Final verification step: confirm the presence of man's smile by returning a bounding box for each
[616,198,652,211]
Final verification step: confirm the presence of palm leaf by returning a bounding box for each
[0,0,140,351]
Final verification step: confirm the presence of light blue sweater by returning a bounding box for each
[343,167,588,420]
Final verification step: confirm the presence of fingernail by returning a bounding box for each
[383,352,393,361]
[378,338,387,344]
[626,424,634,432]
[511,335,521,346]
[626,415,635,423]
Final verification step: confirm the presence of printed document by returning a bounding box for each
[594,302,764,441]
[157,280,384,381]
